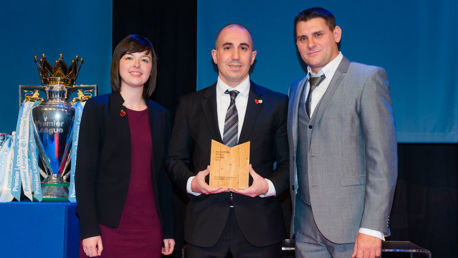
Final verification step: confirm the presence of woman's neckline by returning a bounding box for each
[124,106,148,112]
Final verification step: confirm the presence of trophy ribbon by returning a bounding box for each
[68,101,86,202]
[28,101,43,201]
[12,101,39,201]
[0,134,15,202]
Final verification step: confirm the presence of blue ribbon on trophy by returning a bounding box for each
[0,133,15,202]
[11,101,40,201]
[68,101,85,202]
[28,101,43,201]
[11,102,28,200]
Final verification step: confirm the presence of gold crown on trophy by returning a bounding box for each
[34,53,83,86]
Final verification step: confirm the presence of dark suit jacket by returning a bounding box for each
[75,92,173,240]
[167,82,289,247]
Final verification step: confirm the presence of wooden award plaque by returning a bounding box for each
[209,140,250,189]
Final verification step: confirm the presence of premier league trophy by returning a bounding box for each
[20,54,95,201]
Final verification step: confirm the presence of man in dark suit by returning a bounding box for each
[167,24,289,257]
[287,7,397,258]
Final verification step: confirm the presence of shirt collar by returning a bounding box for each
[216,76,250,98]
[307,52,343,78]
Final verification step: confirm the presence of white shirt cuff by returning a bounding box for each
[259,179,276,198]
[187,176,276,198]
[186,176,201,196]
[359,228,385,241]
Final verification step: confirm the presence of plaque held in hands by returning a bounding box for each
[209,140,250,189]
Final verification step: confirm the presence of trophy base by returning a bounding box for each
[40,175,69,202]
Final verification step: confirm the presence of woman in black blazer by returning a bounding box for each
[75,34,174,257]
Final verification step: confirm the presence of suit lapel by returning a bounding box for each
[109,92,131,144]
[288,76,307,151]
[311,57,350,124]
[201,85,223,142]
[239,82,262,144]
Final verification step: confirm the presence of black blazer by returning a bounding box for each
[75,92,173,240]
[167,82,289,247]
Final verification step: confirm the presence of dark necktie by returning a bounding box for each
[223,90,239,147]
[305,74,326,117]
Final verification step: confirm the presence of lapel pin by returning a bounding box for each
[255,99,263,104]
[120,108,126,117]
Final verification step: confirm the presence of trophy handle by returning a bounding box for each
[71,89,94,103]
[19,86,47,106]
[68,85,97,103]
[24,90,44,102]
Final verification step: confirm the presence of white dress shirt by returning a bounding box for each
[306,52,343,118]
[215,76,250,140]
[304,52,385,240]
[187,76,276,197]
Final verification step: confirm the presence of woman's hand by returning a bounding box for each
[161,238,175,255]
[82,236,103,257]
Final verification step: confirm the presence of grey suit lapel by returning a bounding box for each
[200,85,223,142]
[311,57,350,124]
[288,77,307,197]
[288,76,307,153]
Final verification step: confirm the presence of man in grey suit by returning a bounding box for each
[288,7,397,258]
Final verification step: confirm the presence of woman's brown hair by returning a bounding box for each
[110,34,157,98]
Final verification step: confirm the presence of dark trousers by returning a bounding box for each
[186,209,282,258]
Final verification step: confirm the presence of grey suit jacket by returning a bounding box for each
[287,57,397,243]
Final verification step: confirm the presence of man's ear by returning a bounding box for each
[333,25,342,44]
[250,50,257,65]
[211,49,218,64]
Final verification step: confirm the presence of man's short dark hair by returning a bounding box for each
[294,7,336,38]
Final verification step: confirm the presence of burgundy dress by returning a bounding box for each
[80,108,162,258]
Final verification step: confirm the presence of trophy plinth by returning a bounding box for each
[41,174,70,202]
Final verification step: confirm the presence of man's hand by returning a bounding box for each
[191,166,228,194]
[162,238,175,255]
[82,235,103,257]
[352,233,382,258]
[231,165,268,197]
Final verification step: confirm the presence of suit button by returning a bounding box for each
[308,125,312,129]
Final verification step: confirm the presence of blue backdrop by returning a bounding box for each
[0,0,112,133]
[197,0,457,143]
[0,0,456,143]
